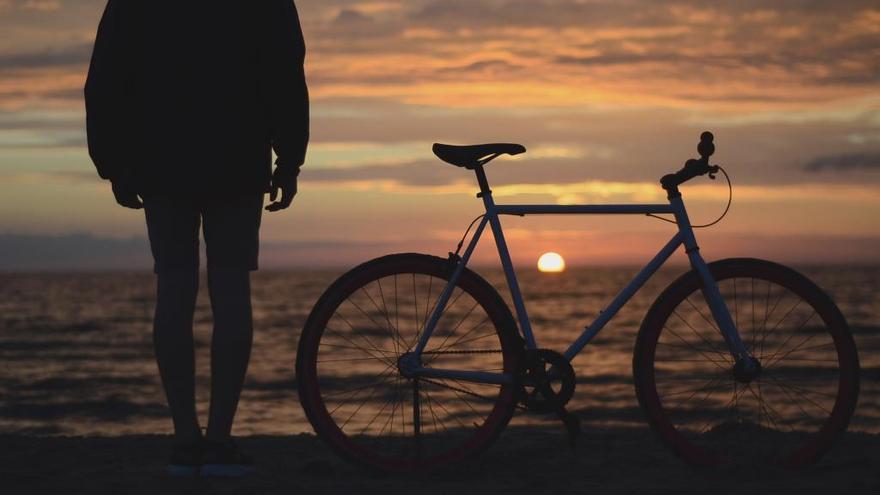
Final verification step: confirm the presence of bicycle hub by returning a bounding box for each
[732,356,762,384]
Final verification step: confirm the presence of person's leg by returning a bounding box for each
[201,194,263,443]
[153,269,202,443]
[205,267,253,441]
[143,196,203,445]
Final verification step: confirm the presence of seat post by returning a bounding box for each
[473,165,492,198]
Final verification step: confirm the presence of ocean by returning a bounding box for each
[1,264,877,438]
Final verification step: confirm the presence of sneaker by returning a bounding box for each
[166,440,203,477]
[201,439,254,477]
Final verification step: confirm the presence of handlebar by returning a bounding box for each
[660,131,720,198]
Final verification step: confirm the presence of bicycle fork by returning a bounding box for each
[674,197,757,375]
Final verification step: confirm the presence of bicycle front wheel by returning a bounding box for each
[633,258,859,467]
[296,253,521,472]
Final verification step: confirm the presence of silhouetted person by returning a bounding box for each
[85,0,308,477]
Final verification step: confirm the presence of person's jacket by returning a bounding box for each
[85,0,309,198]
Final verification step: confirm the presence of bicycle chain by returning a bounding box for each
[408,348,581,447]
[421,349,504,355]
[419,376,529,411]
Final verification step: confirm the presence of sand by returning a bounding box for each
[2,425,878,495]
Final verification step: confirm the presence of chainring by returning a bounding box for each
[518,349,576,413]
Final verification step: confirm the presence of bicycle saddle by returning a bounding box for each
[432,143,527,169]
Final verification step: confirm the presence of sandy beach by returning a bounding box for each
[2,425,878,495]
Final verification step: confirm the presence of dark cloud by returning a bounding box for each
[0,43,91,71]
[333,8,372,24]
[804,152,880,172]
[436,59,525,75]
[410,0,669,30]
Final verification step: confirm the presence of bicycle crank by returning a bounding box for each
[518,349,581,448]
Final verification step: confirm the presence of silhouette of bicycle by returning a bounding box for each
[296,133,860,472]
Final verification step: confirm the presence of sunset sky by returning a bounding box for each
[1,0,878,269]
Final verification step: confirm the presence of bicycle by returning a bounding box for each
[295,133,860,472]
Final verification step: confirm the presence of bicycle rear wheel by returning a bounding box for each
[296,253,521,472]
[633,258,859,467]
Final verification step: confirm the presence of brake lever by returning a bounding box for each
[708,165,719,180]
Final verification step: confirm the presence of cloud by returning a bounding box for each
[804,152,880,172]
[0,43,90,71]
[2,0,879,110]
[0,0,62,13]
[436,59,525,75]
[21,0,62,12]
[0,109,85,148]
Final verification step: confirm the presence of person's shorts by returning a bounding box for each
[143,195,263,273]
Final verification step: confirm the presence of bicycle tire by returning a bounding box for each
[633,258,859,467]
[296,253,522,472]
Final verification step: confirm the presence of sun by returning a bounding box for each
[537,252,566,273]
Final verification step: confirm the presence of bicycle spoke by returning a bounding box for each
[335,305,397,358]
[350,292,406,353]
[449,385,484,418]
[758,283,786,359]
[323,363,397,401]
[660,373,728,399]
[751,278,757,352]
[671,306,731,362]
[437,330,496,351]
[683,296,721,333]
[375,278,403,356]
[763,372,836,411]
[394,274,400,342]
[427,300,482,353]
[379,374,403,436]
[318,356,398,364]
[412,273,419,343]
[757,378,821,426]
[425,390,470,430]
[361,381,404,435]
[743,383,792,432]
[412,287,467,352]
[423,275,434,333]
[413,379,422,460]
[661,326,731,372]
[759,297,802,360]
[694,381,745,434]
[319,342,397,355]
[762,311,817,368]
[331,370,396,419]
[666,372,728,411]
[422,386,446,434]
[324,324,397,367]
[732,278,739,334]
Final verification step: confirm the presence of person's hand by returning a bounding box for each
[111,180,143,209]
[266,167,298,212]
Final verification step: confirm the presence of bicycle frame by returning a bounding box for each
[406,165,750,386]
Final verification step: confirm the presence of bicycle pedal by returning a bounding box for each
[557,409,581,450]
